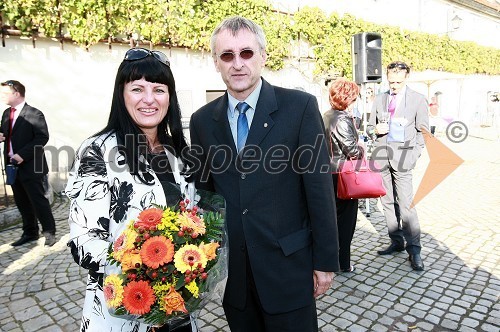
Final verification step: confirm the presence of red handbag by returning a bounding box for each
[337,158,386,200]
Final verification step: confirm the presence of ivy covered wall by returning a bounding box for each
[1,0,499,76]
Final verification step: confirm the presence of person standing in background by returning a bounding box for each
[367,61,429,271]
[0,80,56,247]
[357,86,375,133]
[323,78,364,273]
[352,97,362,129]
[429,95,439,135]
[365,87,375,120]
[190,16,339,332]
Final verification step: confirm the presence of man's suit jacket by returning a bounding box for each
[1,103,50,181]
[189,78,339,314]
[368,87,429,172]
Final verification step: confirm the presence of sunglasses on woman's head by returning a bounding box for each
[124,48,170,66]
[216,49,256,62]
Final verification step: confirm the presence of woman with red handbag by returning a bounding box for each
[322,78,364,273]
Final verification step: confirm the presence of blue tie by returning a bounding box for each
[236,102,250,152]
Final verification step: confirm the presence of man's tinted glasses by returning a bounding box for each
[217,49,256,62]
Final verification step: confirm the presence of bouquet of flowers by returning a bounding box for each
[103,193,226,327]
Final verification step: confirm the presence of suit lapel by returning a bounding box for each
[1,108,9,133]
[12,104,28,135]
[211,94,238,154]
[382,92,389,115]
[246,79,277,147]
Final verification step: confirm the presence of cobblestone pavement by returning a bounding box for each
[0,135,499,332]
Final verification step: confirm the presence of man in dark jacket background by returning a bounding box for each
[0,80,56,247]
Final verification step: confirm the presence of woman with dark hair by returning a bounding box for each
[65,48,192,331]
[323,78,364,273]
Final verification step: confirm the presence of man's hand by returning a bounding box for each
[11,154,23,165]
[0,133,4,142]
[313,270,334,298]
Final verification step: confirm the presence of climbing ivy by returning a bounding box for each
[1,0,499,75]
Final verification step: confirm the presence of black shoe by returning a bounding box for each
[43,232,57,247]
[11,235,39,247]
[409,254,424,271]
[340,265,356,273]
[377,243,405,255]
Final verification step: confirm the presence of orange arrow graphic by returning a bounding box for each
[412,129,464,207]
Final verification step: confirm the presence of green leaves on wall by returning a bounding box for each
[1,0,498,75]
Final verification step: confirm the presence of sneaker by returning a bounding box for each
[43,232,57,247]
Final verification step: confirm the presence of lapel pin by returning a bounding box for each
[264,123,268,128]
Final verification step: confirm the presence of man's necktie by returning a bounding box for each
[388,94,396,117]
[236,102,250,152]
[6,107,15,155]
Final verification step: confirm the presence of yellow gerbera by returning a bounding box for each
[103,274,124,308]
[113,227,138,261]
[174,244,208,273]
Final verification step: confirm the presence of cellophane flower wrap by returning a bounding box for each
[104,186,226,327]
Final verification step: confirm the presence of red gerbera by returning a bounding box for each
[140,236,175,269]
[122,280,156,315]
[134,208,164,230]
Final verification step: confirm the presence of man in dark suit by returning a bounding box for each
[189,17,339,331]
[367,62,429,271]
[0,80,56,247]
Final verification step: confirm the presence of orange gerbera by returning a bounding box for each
[163,286,188,315]
[122,280,156,315]
[174,244,208,273]
[134,207,164,230]
[140,236,175,269]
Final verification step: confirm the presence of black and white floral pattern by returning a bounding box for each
[66,133,170,332]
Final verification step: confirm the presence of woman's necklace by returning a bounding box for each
[148,138,163,153]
